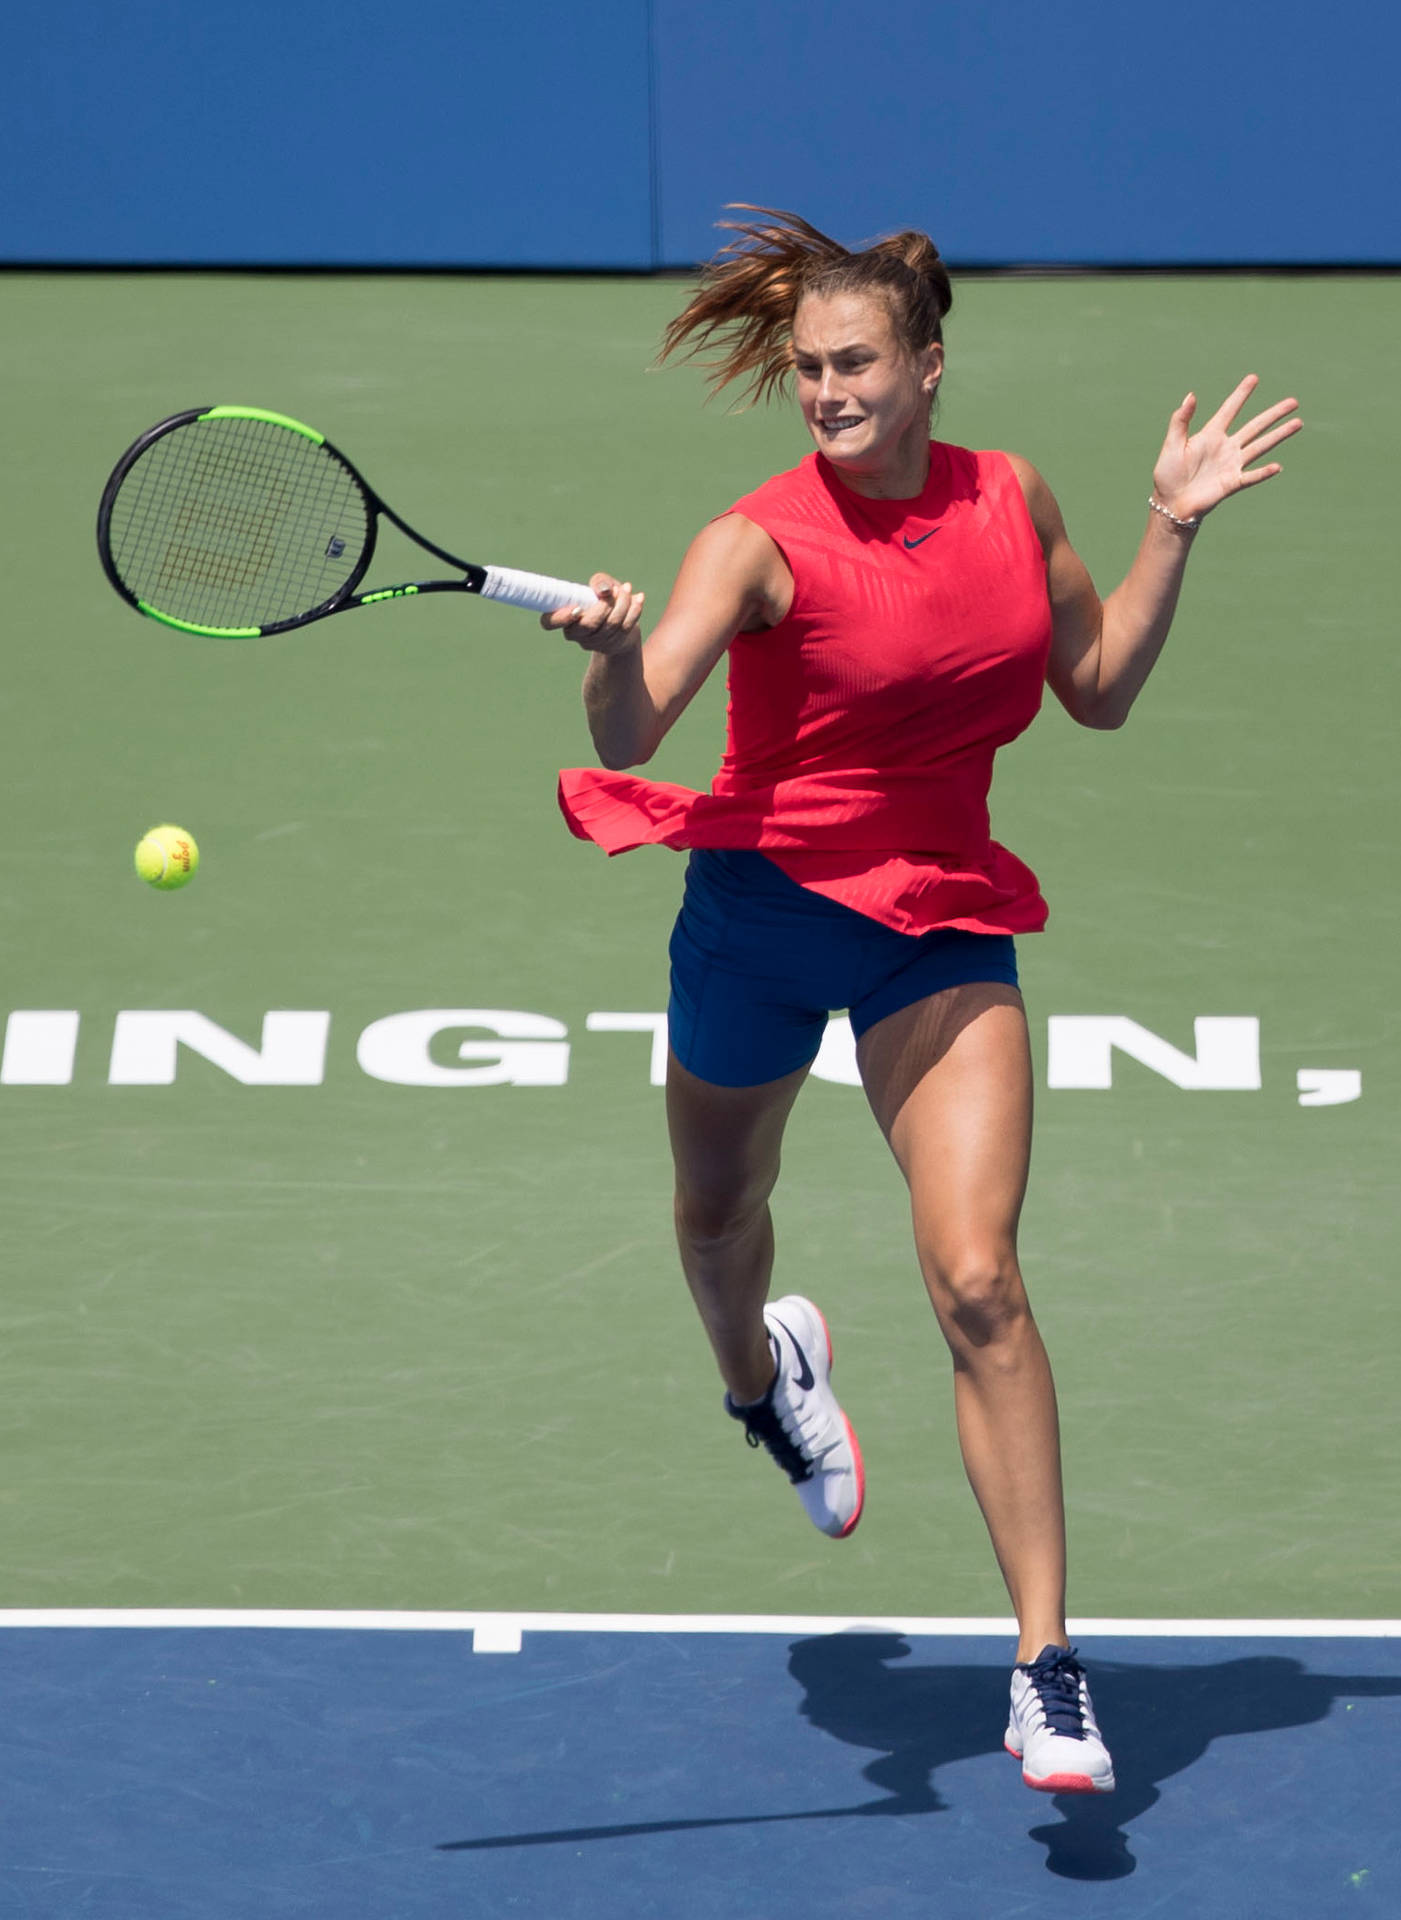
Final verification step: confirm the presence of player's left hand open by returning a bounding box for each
[541,572,645,653]
[1151,374,1302,524]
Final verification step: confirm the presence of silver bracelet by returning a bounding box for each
[1148,495,1200,532]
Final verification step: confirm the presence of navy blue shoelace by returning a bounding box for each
[727,1394,813,1484]
[1022,1646,1088,1737]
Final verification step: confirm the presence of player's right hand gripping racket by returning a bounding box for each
[97,405,599,638]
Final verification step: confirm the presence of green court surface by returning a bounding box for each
[1,270,1396,1623]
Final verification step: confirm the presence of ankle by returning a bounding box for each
[726,1335,779,1408]
[1015,1630,1070,1666]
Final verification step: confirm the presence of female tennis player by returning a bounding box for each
[547,208,1300,1795]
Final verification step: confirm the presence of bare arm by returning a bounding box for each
[540,513,792,769]
[1013,375,1302,730]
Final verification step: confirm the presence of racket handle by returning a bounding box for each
[479,565,600,616]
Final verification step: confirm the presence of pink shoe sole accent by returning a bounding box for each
[832,1411,865,1537]
[809,1301,864,1539]
[1006,1740,1113,1794]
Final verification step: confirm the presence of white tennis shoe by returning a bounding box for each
[1005,1644,1116,1793]
[724,1295,865,1538]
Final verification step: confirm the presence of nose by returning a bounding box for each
[816,364,844,408]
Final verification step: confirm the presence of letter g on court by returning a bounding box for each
[355,1009,570,1087]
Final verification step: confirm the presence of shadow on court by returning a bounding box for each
[438,1634,1401,1881]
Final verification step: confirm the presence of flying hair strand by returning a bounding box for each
[658,204,952,407]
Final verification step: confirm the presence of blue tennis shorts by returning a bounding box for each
[667,849,1019,1088]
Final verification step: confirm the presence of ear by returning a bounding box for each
[921,342,945,398]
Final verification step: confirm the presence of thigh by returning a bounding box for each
[856,983,1033,1250]
[666,1049,810,1217]
[667,854,831,1088]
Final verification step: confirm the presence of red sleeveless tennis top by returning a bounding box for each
[557,441,1053,935]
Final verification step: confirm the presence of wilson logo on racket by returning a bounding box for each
[96,404,599,640]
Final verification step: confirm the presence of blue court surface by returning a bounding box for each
[0,1616,1396,1917]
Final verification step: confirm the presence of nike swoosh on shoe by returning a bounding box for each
[770,1315,814,1389]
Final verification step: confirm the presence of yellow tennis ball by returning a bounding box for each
[134,824,199,890]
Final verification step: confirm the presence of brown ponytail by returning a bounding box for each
[659,205,953,406]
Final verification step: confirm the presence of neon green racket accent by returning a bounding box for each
[137,601,262,638]
[361,585,419,604]
[199,406,325,445]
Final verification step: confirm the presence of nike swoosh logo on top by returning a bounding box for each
[903,529,939,548]
[772,1317,815,1390]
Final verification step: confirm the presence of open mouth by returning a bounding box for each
[819,416,864,439]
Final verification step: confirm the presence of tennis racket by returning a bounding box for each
[96,405,599,639]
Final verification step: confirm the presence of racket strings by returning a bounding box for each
[106,417,371,629]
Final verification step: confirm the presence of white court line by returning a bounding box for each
[0,1610,1398,1655]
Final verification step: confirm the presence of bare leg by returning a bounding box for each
[858,983,1068,1664]
[665,1050,811,1405]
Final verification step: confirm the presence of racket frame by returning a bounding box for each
[96,406,547,640]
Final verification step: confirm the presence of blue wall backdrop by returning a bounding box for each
[5,0,1399,267]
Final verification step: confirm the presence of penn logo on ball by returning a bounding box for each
[134,824,199,890]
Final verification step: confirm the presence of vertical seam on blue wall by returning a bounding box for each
[645,0,661,267]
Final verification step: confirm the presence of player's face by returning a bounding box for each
[792,292,942,478]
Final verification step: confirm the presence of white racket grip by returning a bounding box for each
[479,565,599,616]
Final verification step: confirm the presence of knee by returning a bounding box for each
[920,1246,1028,1350]
[674,1173,774,1251]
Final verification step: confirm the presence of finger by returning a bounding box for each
[621,590,646,632]
[574,584,620,632]
[1165,392,1197,452]
[540,604,584,632]
[543,569,618,633]
[1239,416,1304,463]
[611,582,641,622]
[1235,461,1285,487]
[1232,397,1301,443]
[1203,373,1261,433]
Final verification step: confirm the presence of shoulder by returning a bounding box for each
[692,509,784,568]
[731,451,824,520]
[675,510,792,629]
[994,451,1066,553]
[998,450,1044,495]
[934,440,1046,515]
